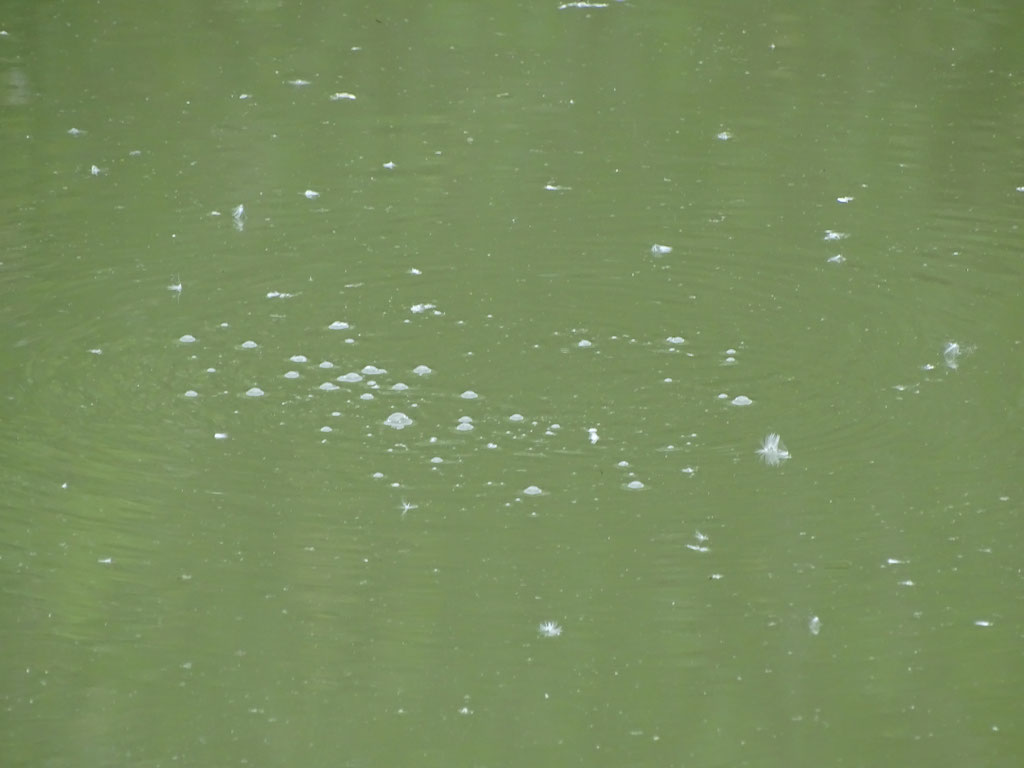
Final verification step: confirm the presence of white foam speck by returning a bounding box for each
[319,382,339,391]
[337,372,363,383]
[328,321,350,330]
[731,395,753,406]
[241,340,258,349]
[304,189,320,199]
[245,387,264,397]
[809,616,822,635]
[523,485,543,496]
[362,365,386,375]
[214,432,228,440]
[184,390,198,398]
[319,361,335,369]
[392,382,408,391]
[650,244,673,256]
[626,480,645,490]
[179,334,197,343]
[284,371,300,379]
[413,365,432,376]
[330,92,357,101]
[460,390,478,399]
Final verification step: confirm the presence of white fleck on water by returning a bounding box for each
[827,254,846,264]
[241,340,258,349]
[179,334,197,343]
[362,365,386,375]
[328,321,350,330]
[385,412,414,430]
[359,393,374,401]
[523,485,542,496]
[283,371,299,379]
[510,413,524,422]
[413,365,432,376]
[460,390,479,399]
[337,372,363,383]
[809,616,822,635]
[837,196,855,203]
[320,426,332,433]
[626,480,645,490]
[330,92,357,101]
[319,382,339,391]
[391,382,408,391]
[304,189,320,199]
[232,204,245,231]
[577,339,592,348]
[383,161,396,170]
[716,130,732,140]
[245,387,264,397]
[538,621,562,637]
[756,433,791,466]
[943,341,963,369]
[666,336,685,344]
[214,432,228,440]
[731,395,753,406]
[823,229,848,240]
[184,390,198,398]
[974,620,993,628]
[455,422,473,432]
[319,361,334,369]
[650,243,673,256]
[588,427,599,444]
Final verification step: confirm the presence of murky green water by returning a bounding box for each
[2,2,1022,766]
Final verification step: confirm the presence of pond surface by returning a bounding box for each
[2,1,1022,766]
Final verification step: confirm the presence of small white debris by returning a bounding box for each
[716,131,732,140]
[460,390,478,399]
[943,341,963,369]
[241,340,258,349]
[232,204,245,230]
[650,244,673,256]
[89,348,102,355]
[361,365,386,375]
[319,361,334,369]
[319,382,339,391]
[730,395,753,406]
[836,196,854,203]
[245,387,264,397]
[666,336,685,344]
[974,620,993,628]
[98,557,113,565]
[304,189,319,199]
[626,480,645,490]
[809,616,822,635]
[509,413,524,422]
[214,432,229,440]
[823,230,848,241]
[67,127,83,136]
[409,267,422,275]
[336,372,362,383]
[544,183,571,191]
[577,339,592,348]
[391,382,408,391]
[827,254,846,264]
[413,365,432,376]
[385,412,414,430]
[184,390,198,398]
[290,355,308,363]
[266,291,294,298]
[523,485,543,496]
[538,621,562,637]
[410,303,437,314]
[284,371,300,379]
[383,161,396,170]
[179,334,197,343]
[328,321,350,330]
[588,427,599,444]
[287,78,311,86]
[90,164,101,176]
[330,92,357,101]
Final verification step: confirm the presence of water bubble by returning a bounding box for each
[413,365,432,376]
[651,244,673,256]
[337,372,363,383]
[328,321,350,330]
[241,340,258,349]
[362,365,386,375]
[245,387,264,397]
[809,616,822,635]
[284,371,300,379]
[179,334,197,343]
[523,485,543,496]
[460,390,479,400]
[385,412,414,430]
[290,354,308,363]
[730,395,753,406]
[319,382,339,391]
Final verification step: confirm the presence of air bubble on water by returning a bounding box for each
[284,371,299,379]
[329,321,350,330]
[413,365,432,376]
[617,460,629,467]
[385,412,414,429]
[245,387,264,397]
[510,413,524,422]
[362,365,386,375]
[578,339,592,348]
[320,426,332,433]
[319,361,334,369]
[523,485,543,496]
[337,372,363,383]
[179,334,197,343]
[360,393,374,401]
[290,355,307,363]
[304,189,320,199]
[974,620,993,628]
[943,341,962,369]
[486,442,498,449]
[330,92,356,101]
[184,390,198,398]
[241,340,258,349]
[626,480,645,490]
[731,395,753,406]
[320,382,339,391]
[392,382,408,391]
[429,456,443,464]
[458,416,473,424]
[651,244,673,256]
[460,390,479,399]
[809,616,822,635]
[666,336,685,345]
[456,422,474,432]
